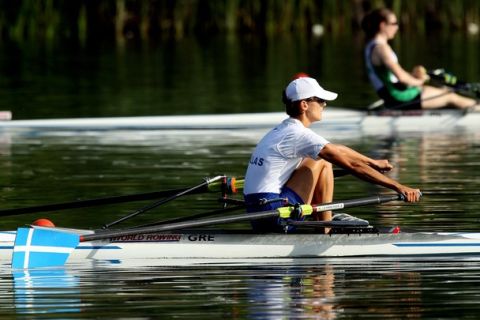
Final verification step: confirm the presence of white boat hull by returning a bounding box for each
[0,108,478,133]
[3,230,480,264]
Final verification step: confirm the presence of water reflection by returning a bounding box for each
[0,133,11,156]
[12,268,80,314]
[247,264,335,319]
[1,256,480,318]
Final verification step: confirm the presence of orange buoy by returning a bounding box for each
[391,226,401,234]
[32,218,55,227]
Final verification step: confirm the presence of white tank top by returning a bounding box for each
[244,118,330,194]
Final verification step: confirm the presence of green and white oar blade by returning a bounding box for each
[12,227,79,269]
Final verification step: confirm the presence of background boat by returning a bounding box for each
[0,107,477,136]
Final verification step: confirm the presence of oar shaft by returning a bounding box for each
[0,188,196,217]
[313,194,403,213]
[81,193,403,242]
[82,210,277,241]
[0,176,242,217]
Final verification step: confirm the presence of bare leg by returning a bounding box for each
[285,158,334,228]
[311,161,334,222]
[421,85,478,109]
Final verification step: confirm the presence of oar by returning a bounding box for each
[0,176,241,217]
[127,169,349,229]
[101,170,348,229]
[129,169,350,227]
[11,193,404,268]
[87,194,404,241]
[0,171,346,219]
[428,68,480,97]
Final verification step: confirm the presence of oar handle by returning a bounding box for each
[427,68,480,97]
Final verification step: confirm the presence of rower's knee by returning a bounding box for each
[304,158,330,168]
[316,159,333,177]
[320,159,332,170]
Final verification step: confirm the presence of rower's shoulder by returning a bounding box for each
[373,41,393,56]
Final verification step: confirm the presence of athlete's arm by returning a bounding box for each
[374,43,425,87]
[319,144,421,202]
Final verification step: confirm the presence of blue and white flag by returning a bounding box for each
[12,227,79,269]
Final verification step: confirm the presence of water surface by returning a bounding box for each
[3,256,480,319]
[0,128,480,318]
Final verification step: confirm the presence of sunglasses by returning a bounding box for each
[305,97,327,106]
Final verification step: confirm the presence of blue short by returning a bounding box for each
[244,187,305,233]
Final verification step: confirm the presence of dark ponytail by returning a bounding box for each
[361,8,393,40]
[282,90,302,117]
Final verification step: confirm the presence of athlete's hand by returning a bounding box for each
[412,65,429,82]
[398,186,422,203]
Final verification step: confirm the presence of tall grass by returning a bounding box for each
[0,0,478,43]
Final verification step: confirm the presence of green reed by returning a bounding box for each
[0,0,478,43]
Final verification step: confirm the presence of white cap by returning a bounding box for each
[285,77,338,102]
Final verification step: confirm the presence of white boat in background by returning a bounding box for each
[358,108,479,134]
[0,107,478,134]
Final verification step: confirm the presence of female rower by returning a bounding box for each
[361,8,478,110]
[243,76,421,233]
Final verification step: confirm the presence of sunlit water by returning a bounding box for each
[3,257,480,318]
[0,128,480,318]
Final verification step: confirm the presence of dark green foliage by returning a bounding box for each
[0,0,478,43]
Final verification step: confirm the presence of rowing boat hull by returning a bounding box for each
[3,230,480,264]
[359,109,478,133]
[0,108,478,133]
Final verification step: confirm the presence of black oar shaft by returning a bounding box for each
[81,193,403,242]
[82,210,277,241]
[0,176,239,218]
[0,188,193,217]
[313,194,403,213]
